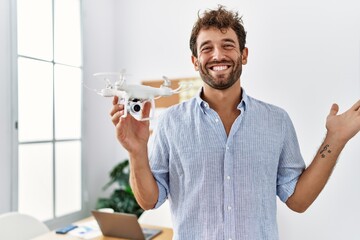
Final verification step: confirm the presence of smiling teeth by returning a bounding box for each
[213,66,228,71]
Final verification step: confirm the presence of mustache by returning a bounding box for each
[205,60,233,67]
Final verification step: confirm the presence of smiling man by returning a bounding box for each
[110,5,360,240]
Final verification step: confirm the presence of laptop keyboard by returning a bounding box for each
[144,233,153,238]
[142,228,161,240]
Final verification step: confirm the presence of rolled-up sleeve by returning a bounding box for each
[148,117,170,209]
[277,112,306,202]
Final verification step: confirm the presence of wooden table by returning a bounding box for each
[32,217,173,240]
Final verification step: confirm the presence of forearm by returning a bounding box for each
[286,132,347,212]
[129,151,159,210]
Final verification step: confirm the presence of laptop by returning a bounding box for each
[91,210,162,240]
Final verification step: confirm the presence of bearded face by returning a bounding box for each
[198,56,242,90]
[193,27,247,90]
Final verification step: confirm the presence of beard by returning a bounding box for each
[198,56,242,90]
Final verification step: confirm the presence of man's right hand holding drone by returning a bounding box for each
[110,95,159,210]
[110,96,151,153]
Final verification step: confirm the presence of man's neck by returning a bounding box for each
[202,80,242,114]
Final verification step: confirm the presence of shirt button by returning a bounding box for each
[226,176,231,180]
[215,118,219,122]
[228,206,232,211]
[226,146,229,150]
[203,103,209,108]
[229,238,232,240]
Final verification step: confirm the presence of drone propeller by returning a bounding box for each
[115,72,126,89]
[93,72,122,77]
[93,71,130,90]
[162,76,171,88]
[93,72,117,88]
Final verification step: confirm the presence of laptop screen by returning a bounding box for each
[91,210,162,240]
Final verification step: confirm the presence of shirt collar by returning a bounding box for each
[195,87,248,113]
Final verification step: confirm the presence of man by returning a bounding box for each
[110,6,360,240]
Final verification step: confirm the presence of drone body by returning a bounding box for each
[100,82,173,99]
[93,72,186,121]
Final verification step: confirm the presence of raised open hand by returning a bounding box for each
[326,100,360,143]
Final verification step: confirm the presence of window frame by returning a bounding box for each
[10,0,88,229]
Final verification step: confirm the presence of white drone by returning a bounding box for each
[92,71,187,121]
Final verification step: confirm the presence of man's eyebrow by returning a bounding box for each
[199,38,237,49]
[199,40,211,50]
[223,38,236,44]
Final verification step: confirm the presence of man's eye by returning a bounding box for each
[201,47,212,52]
[224,44,235,49]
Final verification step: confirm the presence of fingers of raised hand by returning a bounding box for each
[352,99,360,112]
[110,104,125,125]
[141,101,152,120]
[111,110,123,125]
[112,96,119,105]
[110,104,124,116]
[328,103,339,117]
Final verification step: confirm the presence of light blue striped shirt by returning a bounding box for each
[149,89,305,240]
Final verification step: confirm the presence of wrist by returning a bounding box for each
[324,131,347,149]
[129,152,148,161]
[124,140,148,156]
[129,147,149,164]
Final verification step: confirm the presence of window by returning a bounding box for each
[15,0,83,223]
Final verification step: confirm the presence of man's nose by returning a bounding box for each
[212,47,226,61]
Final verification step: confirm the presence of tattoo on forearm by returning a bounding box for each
[319,144,332,158]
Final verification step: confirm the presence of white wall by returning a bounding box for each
[84,0,359,239]
[0,0,13,214]
[82,0,123,212]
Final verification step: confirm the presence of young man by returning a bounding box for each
[110,6,360,240]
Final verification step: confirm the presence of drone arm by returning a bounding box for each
[172,85,183,94]
[171,82,192,94]
[119,93,129,119]
[150,98,155,119]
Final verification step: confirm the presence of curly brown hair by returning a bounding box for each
[189,5,247,58]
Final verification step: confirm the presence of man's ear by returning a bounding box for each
[191,55,199,71]
[241,47,249,65]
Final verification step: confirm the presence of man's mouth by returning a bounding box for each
[208,61,232,72]
[210,65,229,71]
[209,64,231,71]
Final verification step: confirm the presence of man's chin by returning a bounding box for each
[208,79,235,90]
[209,72,228,81]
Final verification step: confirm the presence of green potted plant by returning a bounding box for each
[96,159,144,218]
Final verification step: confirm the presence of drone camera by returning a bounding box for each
[128,99,143,115]
[130,103,142,113]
